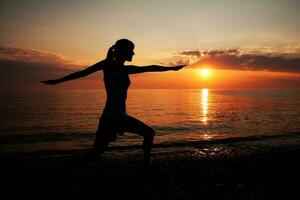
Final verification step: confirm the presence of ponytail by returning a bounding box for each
[106,45,116,61]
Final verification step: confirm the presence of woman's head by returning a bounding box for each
[109,39,135,62]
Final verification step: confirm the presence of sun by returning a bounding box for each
[199,68,211,78]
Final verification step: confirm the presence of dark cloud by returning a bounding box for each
[0,46,80,69]
[0,46,85,89]
[177,49,300,73]
[180,50,201,57]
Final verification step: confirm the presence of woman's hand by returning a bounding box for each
[41,79,60,85]
[172,65,186,71]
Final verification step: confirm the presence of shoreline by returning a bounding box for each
[1,136,300,199]
[1,131,300,154]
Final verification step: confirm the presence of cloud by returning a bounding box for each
[180,50,201,57]
[0,46,81,71]
[170,49,300,73]
[0,46,87,90]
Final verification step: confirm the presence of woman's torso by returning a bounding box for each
[102,65,131,119]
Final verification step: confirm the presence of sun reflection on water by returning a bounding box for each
[201,88,209,125]
[203,133,212,140]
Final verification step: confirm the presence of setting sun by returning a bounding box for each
[199,68,212,78]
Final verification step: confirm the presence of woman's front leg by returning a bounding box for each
[122,115,155,165]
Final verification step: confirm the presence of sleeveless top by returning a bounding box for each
[102,65,131,119]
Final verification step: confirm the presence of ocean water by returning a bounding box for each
[1,89,300,153]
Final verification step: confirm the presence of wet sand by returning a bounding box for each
[1,137,300,200]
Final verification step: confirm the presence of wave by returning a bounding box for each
[1,130,300,148]
[110,131,300,150]
[0,132,95,145]
[4,131,299,158]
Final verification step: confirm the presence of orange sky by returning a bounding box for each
[30,68,299,91]
[1,1,300,90]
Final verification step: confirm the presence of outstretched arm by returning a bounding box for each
[126,64,186,74]
[41,60,106,85]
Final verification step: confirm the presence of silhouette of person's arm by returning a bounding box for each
[41,60,106,85]
[125,65,186,74]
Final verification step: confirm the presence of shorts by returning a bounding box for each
[95,114,152,142]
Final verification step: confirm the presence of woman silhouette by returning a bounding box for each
[42,39,185,165]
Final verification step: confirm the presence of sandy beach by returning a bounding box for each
[1,134,300,200]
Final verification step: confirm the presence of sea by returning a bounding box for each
[1,89,300,153]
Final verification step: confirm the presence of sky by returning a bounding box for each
[1,0,300,90]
